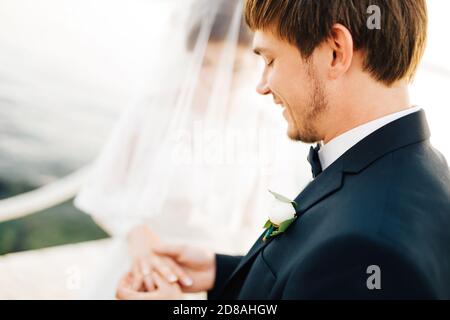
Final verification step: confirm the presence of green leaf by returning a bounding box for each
[263,219,272,229]
[278,217,297,232]
[268,190,295,205]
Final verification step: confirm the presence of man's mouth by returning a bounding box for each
[273,98,283,107]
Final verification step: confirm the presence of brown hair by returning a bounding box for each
[245,0,428,85]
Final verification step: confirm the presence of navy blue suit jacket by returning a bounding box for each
[208,110,450,299]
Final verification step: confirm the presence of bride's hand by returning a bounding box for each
[130,252,194,291]
[116,271,183,300]
[126,225,193,292]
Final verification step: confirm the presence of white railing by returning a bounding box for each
[0,166,90,223]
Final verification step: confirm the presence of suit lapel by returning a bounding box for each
[218,109,431,298]
[220,161,345,296]
[293,160,344,214]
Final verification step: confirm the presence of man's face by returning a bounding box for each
[253,30,328,143]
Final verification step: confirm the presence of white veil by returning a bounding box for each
[74,0,309,247]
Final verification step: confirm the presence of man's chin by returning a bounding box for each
[287,126,317,143]
[287,127,302,142]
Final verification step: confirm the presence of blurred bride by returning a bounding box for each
[74,0,308,299]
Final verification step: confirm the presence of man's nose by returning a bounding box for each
[256,78,271,96]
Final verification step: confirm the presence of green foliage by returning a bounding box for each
[0,179,35,201]
[263,219,272,229]
[0,198,110,256]
[278,217,296,233]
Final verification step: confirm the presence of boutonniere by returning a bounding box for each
[263,190,298,242]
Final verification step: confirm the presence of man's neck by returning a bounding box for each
[322,81,411,144]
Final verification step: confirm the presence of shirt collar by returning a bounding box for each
[318,106,422,171]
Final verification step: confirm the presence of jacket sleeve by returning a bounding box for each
[207,254,243,300]
[281,234,435,299]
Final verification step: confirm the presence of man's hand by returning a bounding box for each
[152,243,216,293]
[116,271,183,300]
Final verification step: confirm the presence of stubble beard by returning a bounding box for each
[289,64,328,143]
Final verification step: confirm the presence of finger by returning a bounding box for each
[131,263,144,291]
[143,274,156,291]
[152,271,182,298]
[116,273,135,299]
[133,275,144,291]
[116,286,144,300]
[152,256,178,283]
[116,286,128,300]
[118,273,182,300]
[151,271,171,290]
[153,243,184,259]
[139,259,152,277]
[137,256,157,291]
[117,286,168,300]
[163,257,194,287]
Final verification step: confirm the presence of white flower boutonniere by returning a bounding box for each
[263,190,298,242]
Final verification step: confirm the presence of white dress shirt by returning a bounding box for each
[318,106,422,171]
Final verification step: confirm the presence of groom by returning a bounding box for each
[117,0,450,299]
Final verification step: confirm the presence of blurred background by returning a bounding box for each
[0,0,449,298]
[0,0,181,254]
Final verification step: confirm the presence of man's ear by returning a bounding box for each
[327,23,354,79]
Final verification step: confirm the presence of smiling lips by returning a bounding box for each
[273,98,283,106]
[273,98,288,118]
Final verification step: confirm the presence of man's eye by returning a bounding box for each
[267,60,274,66]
